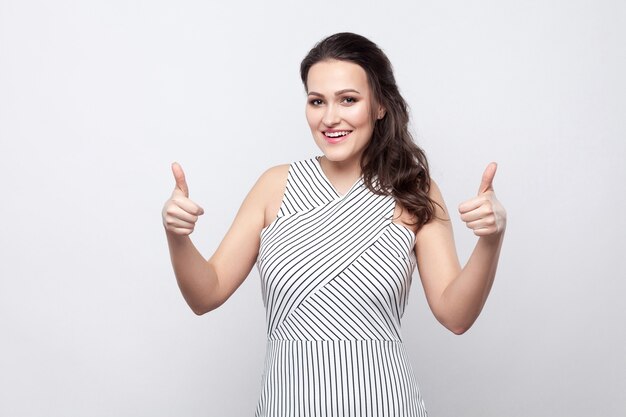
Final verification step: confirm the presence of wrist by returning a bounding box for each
[480,227,505,245]
[165,229,192,245]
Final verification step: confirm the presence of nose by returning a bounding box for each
[322,103,340,126]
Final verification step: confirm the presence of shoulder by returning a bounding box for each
[427,178,446,208]
[414,177,452,242]
[256,163,290,192]
[426,178,451,220]
[253,163,291,227]
[263,163,291,177]
[394,177,449,235]
[255,156,318,190]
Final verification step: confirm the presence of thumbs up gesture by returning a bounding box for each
[162,162,205,235]
[458,162,507,237]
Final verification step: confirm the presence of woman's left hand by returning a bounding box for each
[458,162,507,237]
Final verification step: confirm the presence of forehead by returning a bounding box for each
[306,59,370,94]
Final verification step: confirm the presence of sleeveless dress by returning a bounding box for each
[255,156,428,417]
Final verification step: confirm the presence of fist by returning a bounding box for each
[162,162,205,235]
[458,162,507,237]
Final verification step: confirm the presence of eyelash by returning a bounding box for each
[309,97,358,106]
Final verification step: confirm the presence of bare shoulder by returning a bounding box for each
[259,163,290,186]
[393,178,450,236]
[426,178,450,218]
[255,164,289,197]
[392,200,419,236]
[415,177,453,245]
[254,164,290,228]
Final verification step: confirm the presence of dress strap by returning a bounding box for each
[277,158,340,218]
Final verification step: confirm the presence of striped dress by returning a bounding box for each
[255,156,428,416]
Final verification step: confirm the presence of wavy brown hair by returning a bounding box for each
[300,32,446,231]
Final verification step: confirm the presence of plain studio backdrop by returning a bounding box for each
[1,0,624,416]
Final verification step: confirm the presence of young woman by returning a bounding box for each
[162,32,506,417]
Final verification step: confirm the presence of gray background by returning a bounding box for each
[1,0,624,416]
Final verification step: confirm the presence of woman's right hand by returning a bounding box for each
[162,162,205,235]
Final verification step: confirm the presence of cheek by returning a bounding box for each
[345,106,372,128]
[305,107,320,128]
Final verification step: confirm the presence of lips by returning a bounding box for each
[323,130,352,144]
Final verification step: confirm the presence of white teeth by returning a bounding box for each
[325,131,350,138]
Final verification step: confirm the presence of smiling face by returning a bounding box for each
[305,59,384,167]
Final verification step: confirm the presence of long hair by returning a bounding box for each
[300,32,446,231]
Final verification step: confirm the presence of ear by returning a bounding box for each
[377,106,386,120]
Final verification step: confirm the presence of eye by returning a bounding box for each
[308,98,323,106]
[342,96,357,104]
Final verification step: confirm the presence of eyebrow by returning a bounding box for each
[307,88,361,97]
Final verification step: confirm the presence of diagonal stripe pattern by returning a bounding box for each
[255,156,428,416]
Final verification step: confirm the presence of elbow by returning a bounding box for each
[192,306,209,316]
[449,325,470,335]
[187,298,211,315]
[446,318,476,335]
[187,279,225,316]
[436,312,474,335]
[190,298,225,316]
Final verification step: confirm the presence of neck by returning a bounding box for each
[318,155,363,192]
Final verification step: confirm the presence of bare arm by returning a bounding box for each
[162,163,289,315]
[438,233,504,333]
[415,163,507,334]
[165,232,219,314]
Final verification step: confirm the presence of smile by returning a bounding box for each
[323,130,352,144]
[324,130,351,138]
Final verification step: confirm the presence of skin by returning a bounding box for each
[162,59,507,335]
[305,59,385,194]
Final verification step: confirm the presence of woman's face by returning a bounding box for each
[305,59,384,166]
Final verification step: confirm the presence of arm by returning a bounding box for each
[165,232,218,315]
[415,163,506,334]
[163,164,289,315]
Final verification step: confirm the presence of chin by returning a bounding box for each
[317,145,345,159]
[320,150,342,161]
[314,135,368,164]
[321,149,362,164]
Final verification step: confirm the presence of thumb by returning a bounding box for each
[478,162,497,195]
[171,162,189,197]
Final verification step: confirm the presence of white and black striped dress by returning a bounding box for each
[255,156,428,416]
